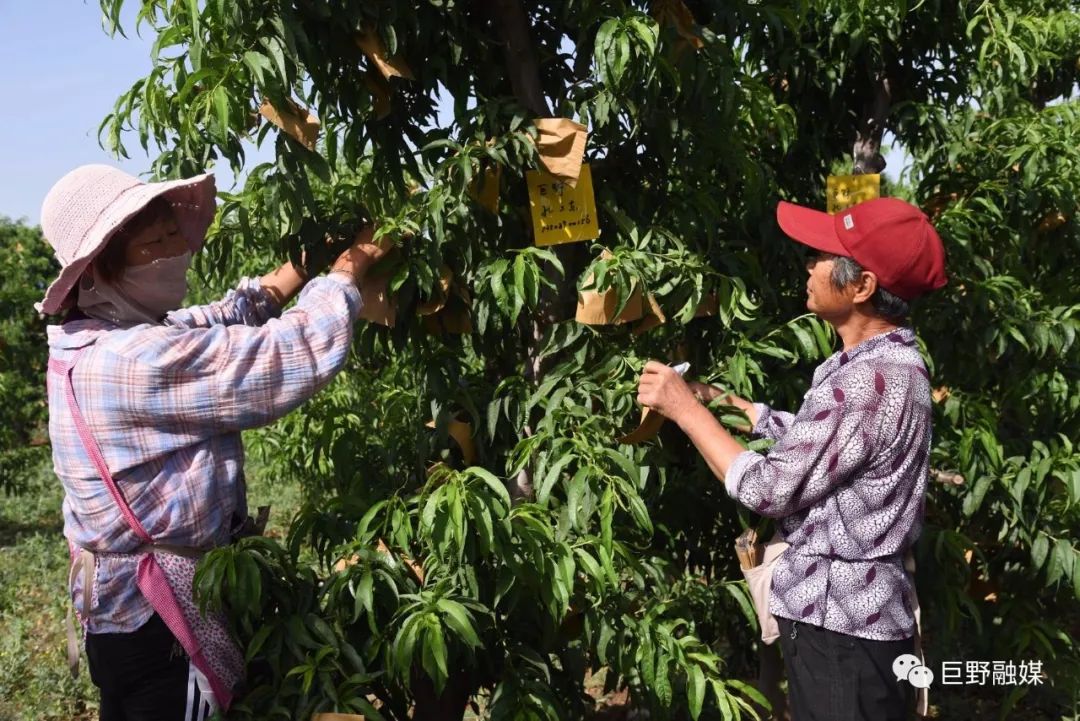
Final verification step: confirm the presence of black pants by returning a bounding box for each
[777,617,914,721]
[86,613,213,721]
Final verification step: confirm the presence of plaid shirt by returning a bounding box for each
[726,327,930,641]
[47,275,361,634]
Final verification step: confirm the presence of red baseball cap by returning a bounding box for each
[776,197,948,301]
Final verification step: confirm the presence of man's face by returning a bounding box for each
[805,252,853,321]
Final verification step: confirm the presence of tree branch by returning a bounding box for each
[489,0,551,117]
[852,72,892,174]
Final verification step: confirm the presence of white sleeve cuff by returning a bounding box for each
[725,450,762,498]
[751,403,771,435]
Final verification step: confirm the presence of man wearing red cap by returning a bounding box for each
[637,197,947,720]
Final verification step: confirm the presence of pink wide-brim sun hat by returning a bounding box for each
[36,164,217,315]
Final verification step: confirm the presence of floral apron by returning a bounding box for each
[50,347,244,709]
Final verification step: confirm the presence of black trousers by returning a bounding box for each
[777,617,914,721]
[86,613,213,721]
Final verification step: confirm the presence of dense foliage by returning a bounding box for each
[13,0,1067,718]
[0,219,56,495]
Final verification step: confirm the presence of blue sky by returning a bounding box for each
[1,3,909,225]
[1,2,156,224]
[0,1,272,225]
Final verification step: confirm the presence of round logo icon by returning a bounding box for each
[908,665,935,689]
[892,653,922,682]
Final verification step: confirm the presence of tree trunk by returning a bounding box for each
[852,73,892,174]
[484,0,588,500]
[411,664,474,721]
[490,0,551,118]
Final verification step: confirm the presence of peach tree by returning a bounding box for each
[98,0,1080,718]
[0,219,56,494]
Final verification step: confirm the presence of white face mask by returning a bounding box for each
[78,251,192,326]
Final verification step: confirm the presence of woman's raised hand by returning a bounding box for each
[330,224,393,284]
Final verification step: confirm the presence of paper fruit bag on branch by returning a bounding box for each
[416,265,472,335]
[632,291,719,335]
[355,248,405,327]
[425,416,477,467]
[532,118,588,187]
[258,97,319,151]
[358,274,397,327]
[618,406,667,444]
[575,250,645,325]
[355,26,415,81]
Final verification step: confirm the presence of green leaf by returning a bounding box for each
[466,493,495,552]
[356,500,388,542]
[537,454,574,505]
[1047,539,1073,587]
[1031,533,1049,571]
[437,598,482,649]
[187,0,201,41]
[421,617,449,693]
[490,259,509,309]
[393,614,422,679]
[357,570,374,613]
[468,467,512,511]
[810,318,833,357]
[600,484,614,553]
[212,85,230,135]
[421,489,441,532]
[638,633,656,688]
[565,467,591,531]
[629,16,658,56]
[512,253,527,320]
[308,614,338,647]
[1012,466,1031,508]
[574,547,603,591]
[714,680,735,721]
[601,447,640,485]
[260,36,288,84]
[790,323,816,358]
[723,581,758,631]
[1073,553,1080,601]
[725,678,770,710]
[624,487,652,535]
[242,51,271,87]
[654,652,672,707]
[688,664,706,720]
[246,623,274,663]
[614,32,631,85]
[963,475,993,516]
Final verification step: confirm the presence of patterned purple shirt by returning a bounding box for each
[725,327,930,641]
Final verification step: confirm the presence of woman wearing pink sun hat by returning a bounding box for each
[40,164,388,721]
[637,196,947,720]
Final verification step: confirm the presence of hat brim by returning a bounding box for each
[776,201,848,256]
[37,173,216,316]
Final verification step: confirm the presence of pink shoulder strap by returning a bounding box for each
[49,348,234,708]
[49,349,152,544]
